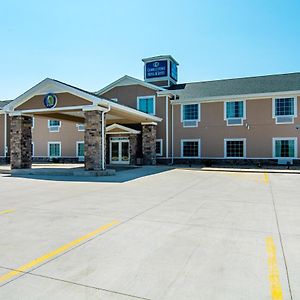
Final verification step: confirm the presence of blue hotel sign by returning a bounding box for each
[145,60,168,79]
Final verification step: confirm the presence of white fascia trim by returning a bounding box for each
[136,95,156,115]
[224,138,247,159]
[180,103,201,122]
[95,75,165,95]
[106,123,140,134]
[47,141,62,157]
[272,137,298,159]
[6,78,104,112]
[272,96,297,119]
[171,91,300,105]
[181,139,201,158]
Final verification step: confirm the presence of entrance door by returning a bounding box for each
[110,138,130,164]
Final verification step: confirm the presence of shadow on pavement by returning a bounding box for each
[3,166,174,183]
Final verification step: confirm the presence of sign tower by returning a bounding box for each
[142,55,179,88]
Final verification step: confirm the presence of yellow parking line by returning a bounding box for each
[0,220,119,283]
[264,173,269,185]
[266,237,283,300]
[0,209,15,215]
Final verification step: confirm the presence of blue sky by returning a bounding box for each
[1,0,300,100]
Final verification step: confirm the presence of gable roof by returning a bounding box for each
[106,123,140,134]
[0,100,12,110]
[4,78,162,122]
[167,72,300,101]
[95,75,165,95]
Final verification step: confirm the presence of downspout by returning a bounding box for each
[170,93,177,165]
[101,105,111,170]
[165,96,169,159]
[4,113,7,157]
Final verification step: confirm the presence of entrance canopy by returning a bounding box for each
[4,78,162,124]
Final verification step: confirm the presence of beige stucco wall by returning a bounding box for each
[173,97,300,158]
[32,116,84,157]
[17,93,91,110]
[101,85,167,156]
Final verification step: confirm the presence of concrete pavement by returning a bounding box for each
[0,167,298,299]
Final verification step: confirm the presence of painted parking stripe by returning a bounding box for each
[0,220,119,283]
[0,209,15,215]
[264,173,269,185]
[266,237,283,300]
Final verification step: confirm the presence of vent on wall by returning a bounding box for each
[227,118,243,126]
[276,116,294,124]
[183,120,198,128]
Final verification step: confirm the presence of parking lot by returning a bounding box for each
[0,167,299,300]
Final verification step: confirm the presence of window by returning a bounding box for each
[181,140,200,158]
[76,124,85,131]
[273,97,296,124]
[181,104,200,127]
[225,139,246,158]
[137,96,155,115]
[48,142,61,157]
[76,141,84,159]
[31,142,34,157]
[225,101,245,126]
[48,120,61,132]
[156,139,163,156]
[273,138,297,158]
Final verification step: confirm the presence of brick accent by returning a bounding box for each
[10,115,32,169]
[84,110,105,170]
[129,134,139,165]
[142,124,157,165]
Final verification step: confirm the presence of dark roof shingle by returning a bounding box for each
[168,72,300,99]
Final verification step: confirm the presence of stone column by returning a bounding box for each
[10,115,32,169]
[129,134,138,165]
[142,122,157,165]
[84,109,105,170]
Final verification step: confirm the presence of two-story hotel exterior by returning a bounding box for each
[0,55,300,170]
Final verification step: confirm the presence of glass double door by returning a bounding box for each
[110,138,130,164]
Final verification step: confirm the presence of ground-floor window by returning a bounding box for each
[156,139,163,156]
[224,138,246,158]
[76,141,84,158]
[181,139,200,158]
[48,142,61,157]
[273,138,297,158]
[31,142,34,157]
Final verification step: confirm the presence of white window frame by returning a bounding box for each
[156,139,163,156]
[272,97,297,124]
[48,141,61,158]
[181,139,201,158]
[32,117,35,129]
[76,124,85,131]
[224,138,246,159]
[224,100,246,126]
[76,141,84,160]
[272,137,297,159]
[48,120,61,132]
[137,95,156,115]
[181,103,201,127]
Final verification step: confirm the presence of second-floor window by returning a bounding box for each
[137,96,155,115]
[273,97,296,124]
[48,120,61,132]
[181,104,200,127]
[225,101,244,126]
